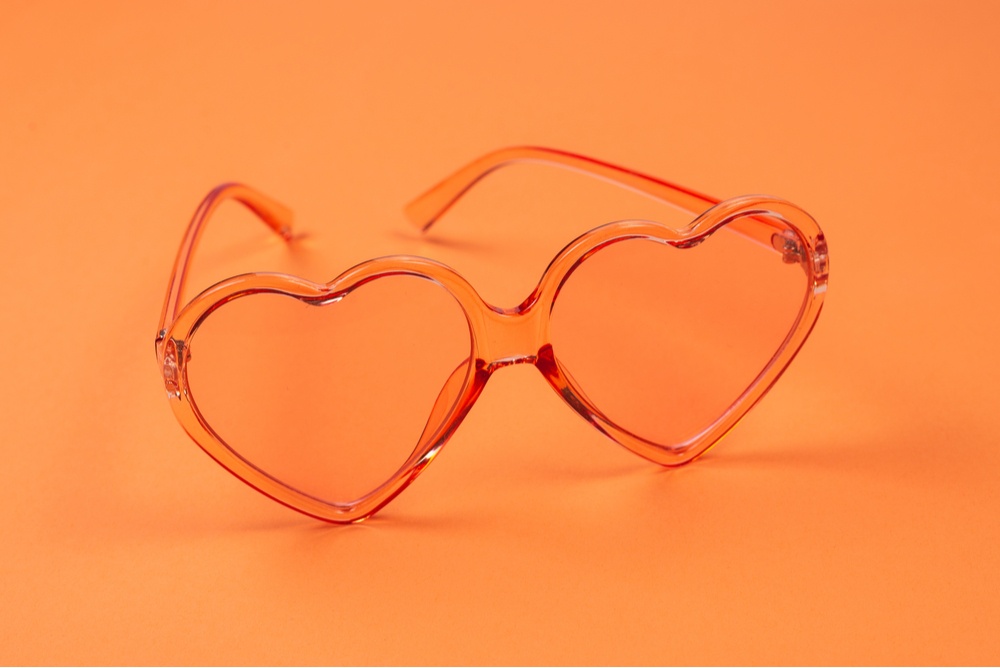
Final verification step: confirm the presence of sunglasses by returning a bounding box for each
[155,146,829,523]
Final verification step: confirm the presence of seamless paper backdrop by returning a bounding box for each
[1,1,998,664]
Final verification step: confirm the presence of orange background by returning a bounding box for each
[2,1,998,664]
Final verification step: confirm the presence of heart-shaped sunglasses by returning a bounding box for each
[155,146,828,523]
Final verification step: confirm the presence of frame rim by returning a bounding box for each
[159,193,827,523]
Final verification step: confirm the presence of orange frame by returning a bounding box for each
[155,146,829,523]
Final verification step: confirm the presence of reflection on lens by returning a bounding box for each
[550,223,807,448]
[186,274,471,504]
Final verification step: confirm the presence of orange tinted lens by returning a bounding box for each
[185,274,472,504]
[550,224,808,448]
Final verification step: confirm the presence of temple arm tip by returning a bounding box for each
[403,194,438,233]
[220,183,295,241]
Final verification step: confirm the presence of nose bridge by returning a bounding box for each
[478,302,547,369]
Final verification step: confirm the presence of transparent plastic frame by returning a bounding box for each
[155,146,829,523]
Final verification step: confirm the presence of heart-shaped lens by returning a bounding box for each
[184,274,472,505]
[550,222,808,450]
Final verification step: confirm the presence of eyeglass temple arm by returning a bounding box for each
[403,146,795,256]
[156,183,293,352]
[405,146,722,230]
